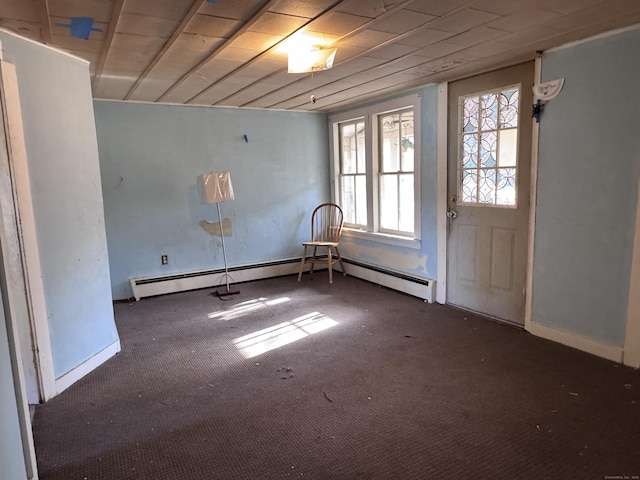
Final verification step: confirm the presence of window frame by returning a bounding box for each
[329,94,421,248]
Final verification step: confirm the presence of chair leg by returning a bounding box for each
[310,246,318,274]
[327,247,333,284]
[297,245,308,281]
[335,246,346,276]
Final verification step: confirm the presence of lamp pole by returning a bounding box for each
[217,202,231,294]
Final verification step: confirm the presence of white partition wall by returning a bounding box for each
[0,28,119,402]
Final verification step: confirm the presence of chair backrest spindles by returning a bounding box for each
[311,203,343,243]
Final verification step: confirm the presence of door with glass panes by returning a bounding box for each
[446,62,533,325]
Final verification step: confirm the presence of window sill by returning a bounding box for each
[341,228,421,250]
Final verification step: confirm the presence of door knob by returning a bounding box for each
[446,210,458,219]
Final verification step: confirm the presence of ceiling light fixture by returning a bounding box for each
[287,45,337,73]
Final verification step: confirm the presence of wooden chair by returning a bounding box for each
[297,203,346,284]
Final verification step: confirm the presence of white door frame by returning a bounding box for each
[0,53,38,480]
[0,57,55,400]
[436,64,539,318]
[436,83,448,304]
[523,55,542,331]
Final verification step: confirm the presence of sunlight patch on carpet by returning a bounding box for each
[208,296,291,321]
[233,312,338,358]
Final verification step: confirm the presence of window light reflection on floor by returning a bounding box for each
[208,297,291,321]
[233,312,339,359]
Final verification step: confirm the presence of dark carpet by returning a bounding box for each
[33,275,640,480]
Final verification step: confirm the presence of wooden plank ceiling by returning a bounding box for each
[2,0,640,111]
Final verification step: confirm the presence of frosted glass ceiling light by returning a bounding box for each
[288,46,337,73]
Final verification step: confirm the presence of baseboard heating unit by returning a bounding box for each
[130,258,308,301]
[339,259,435,303]
[129,257,435,303]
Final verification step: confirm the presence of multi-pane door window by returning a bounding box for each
[379,109,414,234]
[332,94,420,241]
[338,119,366,226]
[460,86,519,207]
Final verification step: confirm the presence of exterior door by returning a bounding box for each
[446,62,534,325]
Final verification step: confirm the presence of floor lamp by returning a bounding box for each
[198,172,240,298]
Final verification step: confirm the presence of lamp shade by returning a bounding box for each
[198,172,235,204]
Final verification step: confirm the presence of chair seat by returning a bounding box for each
[302,241,339,247]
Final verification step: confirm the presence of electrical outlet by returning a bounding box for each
[161,255,168,265]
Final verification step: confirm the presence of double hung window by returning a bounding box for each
[331,95,420,244]
[338,119,366,226]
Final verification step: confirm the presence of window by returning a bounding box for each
[379,109,414,234]
[338,119,366,226]
[331,94,421,244]
[459,86,520,207]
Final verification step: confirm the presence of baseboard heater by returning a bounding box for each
[337,259,435,303]
[129,258,313,301]
[129,257,435,303]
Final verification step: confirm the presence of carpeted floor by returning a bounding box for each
[33,275,640,479]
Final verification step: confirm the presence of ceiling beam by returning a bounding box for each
[156,0,279,102]
[92,0,126,92]
[124,0,205,100]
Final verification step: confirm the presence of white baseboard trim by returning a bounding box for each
[341,259,435,303]
[54,339,121,395]
[528,321,623,363]
[130,258,314,301]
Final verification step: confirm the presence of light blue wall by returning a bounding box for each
[0,31,119,378]
[0,298,27,480]
[328,85,439,280]
[94,101,329,300]
[532,28,640,346]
